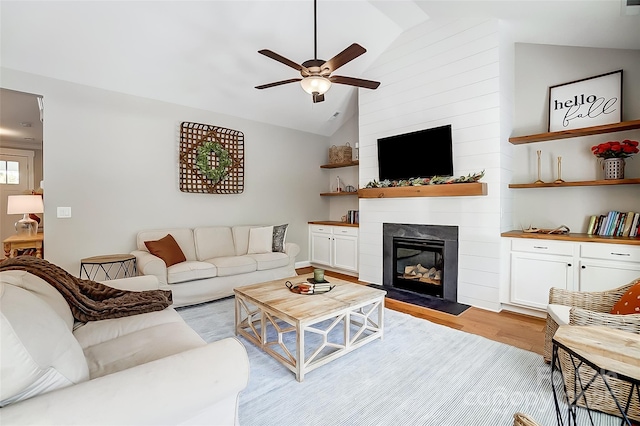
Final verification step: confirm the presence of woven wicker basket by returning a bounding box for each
[329,143,352,164]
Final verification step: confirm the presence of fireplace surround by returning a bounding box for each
[381,223,463,312]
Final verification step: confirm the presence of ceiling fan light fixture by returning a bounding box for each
[300,76,331,95]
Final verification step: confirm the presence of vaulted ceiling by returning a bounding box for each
[1,0,639,140]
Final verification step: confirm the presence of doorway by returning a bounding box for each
[0,89,44,245]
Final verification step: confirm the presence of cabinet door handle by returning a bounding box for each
[533,246,548,250]
[610,252,631,257]
[567,263,572,267]
[581,265,586,269]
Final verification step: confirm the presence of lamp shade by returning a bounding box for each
[7,195,44,215]
[300,76,331,95]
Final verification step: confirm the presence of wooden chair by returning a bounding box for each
[544,278,640,421]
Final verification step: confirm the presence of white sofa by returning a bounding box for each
[132,226,300,307]
[0,270,250,425]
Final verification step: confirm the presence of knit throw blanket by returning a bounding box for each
[0,256,172,322]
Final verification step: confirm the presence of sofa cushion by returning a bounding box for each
[246,252,290,270]
[232,226,257,256]
[0,270,74,331]
[73,308,188,349]
[137,228,197,261]
[248,226,274,254]
[272,224,288,252]
[167,261,217,284]
[83,321,205,379]
[0,283,89,407]
[194,227,236,260]
[547,304,571,326]
[207,256,257,277]
[144,234,187,267]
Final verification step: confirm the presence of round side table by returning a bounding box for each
[80,254,137,281]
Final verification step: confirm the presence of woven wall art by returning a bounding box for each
[179,122,244,194]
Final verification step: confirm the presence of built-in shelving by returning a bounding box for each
[509,178,640,189]
[508,119,640,145]
[320,192,358,197]
[320,160,359,169]
[358,182,487,198]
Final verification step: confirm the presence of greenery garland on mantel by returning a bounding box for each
[364,170,485,188]
[196,141,232,184]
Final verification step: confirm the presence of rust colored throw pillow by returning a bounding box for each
[144,234,186,267]
[610,280,640,315]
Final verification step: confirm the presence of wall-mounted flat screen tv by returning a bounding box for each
[377,124,453,181]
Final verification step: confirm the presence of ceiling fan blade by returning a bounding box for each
[312,93,325,103]
[330,75,380,90]
[258,49,308,73]
[255,78,302,90]
[323,44,366,73]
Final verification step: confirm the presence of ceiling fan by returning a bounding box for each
[255,0,380,103]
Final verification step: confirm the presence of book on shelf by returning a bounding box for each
[613,212,625,236]
[589,211,640,238]
[630,213,640,237]
[586,215,597,235]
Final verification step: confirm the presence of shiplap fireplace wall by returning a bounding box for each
[356,18,510,311]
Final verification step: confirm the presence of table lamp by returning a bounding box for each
[7,195,44,237]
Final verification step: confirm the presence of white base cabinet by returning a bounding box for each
[309,224,358,273]
[506,238,640,311]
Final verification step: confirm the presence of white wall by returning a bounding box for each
[1,68,329,274]
[512,44,640,233]
[358,18,504,311]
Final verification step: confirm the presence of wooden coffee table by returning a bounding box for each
[234,274,386,381]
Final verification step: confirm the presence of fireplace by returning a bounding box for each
[394,237,445,297]
[383,223,458,303]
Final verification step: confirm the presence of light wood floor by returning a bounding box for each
[297,267,546,355]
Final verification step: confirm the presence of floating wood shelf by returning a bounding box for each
[358,182,487,198]
[320,192,359,197]
[509,178,640,189]
[501,230,640,246]
[320,161,359,169]
[508,120,640,145]
[308,221,359,228]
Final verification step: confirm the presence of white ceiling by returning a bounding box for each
[1,0,639,141]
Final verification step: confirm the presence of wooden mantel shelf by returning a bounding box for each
[358,182,487,198]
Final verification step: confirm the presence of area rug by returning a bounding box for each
[178,297,620,426]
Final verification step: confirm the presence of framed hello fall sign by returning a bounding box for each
[548,70,622,132]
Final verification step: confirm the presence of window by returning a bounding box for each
[0,160,20,184]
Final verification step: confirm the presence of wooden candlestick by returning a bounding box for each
[534,150,544,184]
[554,156,565,184]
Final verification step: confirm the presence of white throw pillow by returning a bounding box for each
[247,226,274,254]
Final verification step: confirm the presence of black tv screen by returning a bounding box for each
[377,125,453,181]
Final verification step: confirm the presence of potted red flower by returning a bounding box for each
[591,139,639,180]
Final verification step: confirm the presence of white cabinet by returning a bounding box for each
[579,243,640,292]
[310,226,332,265]
[509,240,575,310]
[309,224,358,273]
[506,238,640,311]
